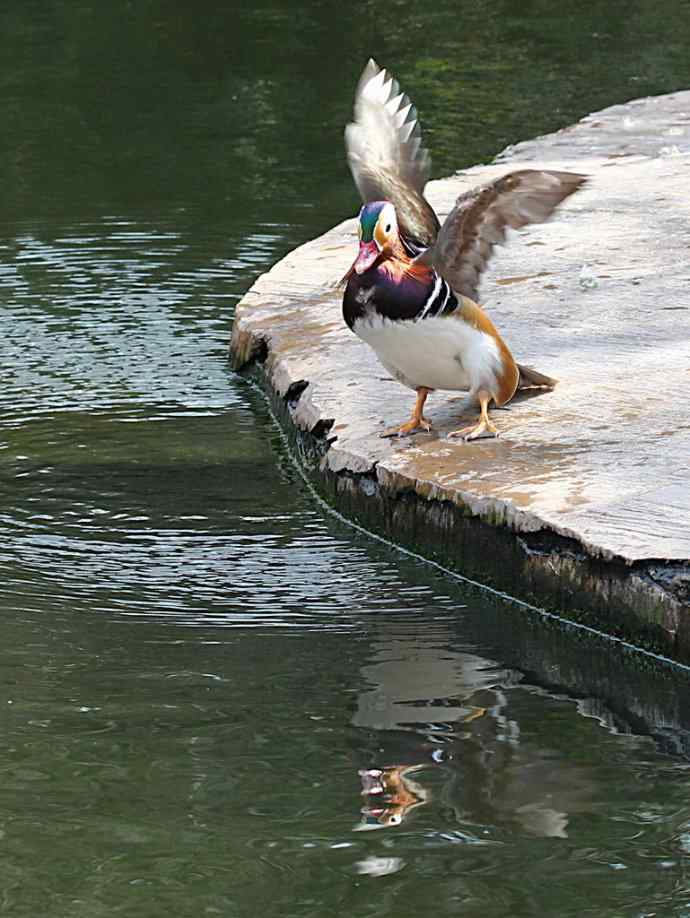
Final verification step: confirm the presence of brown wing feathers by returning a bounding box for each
[418,170,587,302]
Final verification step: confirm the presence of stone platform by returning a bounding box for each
[231,91,690,659]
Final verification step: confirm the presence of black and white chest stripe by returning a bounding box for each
[417,273,458,321]
[399,235,459,321]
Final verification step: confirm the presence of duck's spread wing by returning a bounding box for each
[345,59,440,246]
[416,169,587,301]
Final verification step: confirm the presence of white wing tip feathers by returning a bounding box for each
[347,60,425,172]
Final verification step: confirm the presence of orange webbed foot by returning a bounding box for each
[447,419,498,441]
[380,416,432,438]
[380,387,433,439]
[447,390,499,441]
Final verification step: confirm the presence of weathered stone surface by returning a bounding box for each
[231,91,690,657]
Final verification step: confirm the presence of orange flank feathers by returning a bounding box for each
[455,297,519,407]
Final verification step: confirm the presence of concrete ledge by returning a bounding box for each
[230,91,690,660]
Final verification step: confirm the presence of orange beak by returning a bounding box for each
[353,241,380,275]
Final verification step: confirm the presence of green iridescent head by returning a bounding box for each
[358,201,397,245]
[353,201,399,275]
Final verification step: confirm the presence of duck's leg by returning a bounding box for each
[381,387,433,438]
[448,389,498,441]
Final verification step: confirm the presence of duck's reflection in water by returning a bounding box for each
[352,619,597,837]
[356,764,429,830]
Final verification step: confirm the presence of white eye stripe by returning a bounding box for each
[374,204,397,240]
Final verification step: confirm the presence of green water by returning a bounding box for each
[3,2,690,915]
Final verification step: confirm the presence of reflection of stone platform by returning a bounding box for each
[231,91,690,658]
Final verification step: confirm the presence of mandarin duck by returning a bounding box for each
[342,60,586,439]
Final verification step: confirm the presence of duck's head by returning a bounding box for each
[353,201,398,274]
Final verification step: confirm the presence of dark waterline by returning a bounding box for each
[3,2,690,916]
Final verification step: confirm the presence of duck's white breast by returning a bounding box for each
[352,313,501,393]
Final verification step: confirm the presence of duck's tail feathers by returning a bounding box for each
[517,364,558,390]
